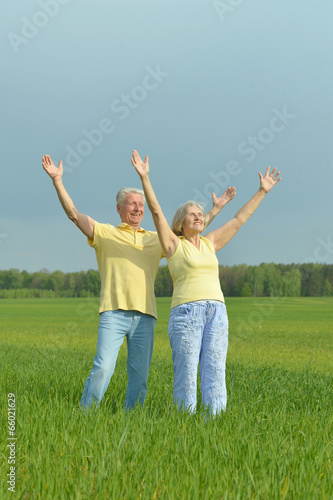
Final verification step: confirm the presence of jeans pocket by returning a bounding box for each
[177,303,193,316]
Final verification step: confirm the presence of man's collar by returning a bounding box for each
[117,222,146,233]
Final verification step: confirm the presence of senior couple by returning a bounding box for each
[42,151,281,415]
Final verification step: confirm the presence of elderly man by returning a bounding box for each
[42,153,233,410]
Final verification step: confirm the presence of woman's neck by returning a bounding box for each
[183,231,201,249]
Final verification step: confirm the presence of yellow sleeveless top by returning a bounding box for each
[167,236,225,309]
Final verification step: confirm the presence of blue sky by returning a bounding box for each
[1,0,333,272]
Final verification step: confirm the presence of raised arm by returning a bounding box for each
[204,187,236,226]
[42,154,95,240]
[131,150,179,259]
[206,167,281,252]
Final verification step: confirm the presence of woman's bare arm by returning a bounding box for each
[206,167,281,252]
[131,150,179,258]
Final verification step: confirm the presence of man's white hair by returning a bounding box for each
[116,187,145,206]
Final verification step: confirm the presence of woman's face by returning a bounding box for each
[182,205,205,234]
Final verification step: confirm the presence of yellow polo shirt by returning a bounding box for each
[88,222,164,318]
[167,236,225,309]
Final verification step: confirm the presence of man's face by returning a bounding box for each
[117,193,145,229]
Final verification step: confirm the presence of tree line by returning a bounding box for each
[0,263,332,299]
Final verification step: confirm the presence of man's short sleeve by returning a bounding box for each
[87,222,114,248]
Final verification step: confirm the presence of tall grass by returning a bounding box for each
[1,298,332,499]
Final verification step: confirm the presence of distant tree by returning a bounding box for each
[308,264,324,296]
[156,266,173,297]
[30,271,50,290]
[261,263,283,296]
[322,265,333,296]
[74,271,86,296]
[0,269,23,289]
[219,266,236,296]
[154,268,163,297]
[63,273,76,296]
[323,278,332,296]
[21,270,33,288]
[84,269,100,296]
[0,264,332,298]
[240,283,252,297]
[253,265,265,297]
[282,268,302,296]
[232,264,248,296]
[47,270,66,292]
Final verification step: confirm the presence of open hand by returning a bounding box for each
[212,186,236,211]
[259,167,281,193]
[131,150,149,177]
[42,155,63,181]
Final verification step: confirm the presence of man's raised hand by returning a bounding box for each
[42,155,63,181]
[131,150,149,178]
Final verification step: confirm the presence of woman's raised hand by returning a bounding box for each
[42,154,63,181]
[212,186,236,211]
[259,167,281,193]
[131,150,149,177]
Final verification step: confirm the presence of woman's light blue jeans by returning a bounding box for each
[80,309,155,411]
[168,300,228,416]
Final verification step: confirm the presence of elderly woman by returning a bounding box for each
[131,150,281,415]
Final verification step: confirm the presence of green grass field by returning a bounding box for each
[1,297,332,499]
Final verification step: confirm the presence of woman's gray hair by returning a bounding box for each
[116,187,145,206]
[171,200,207,236]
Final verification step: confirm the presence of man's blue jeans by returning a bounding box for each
[168,300,229,415]
[80,310,156,411]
